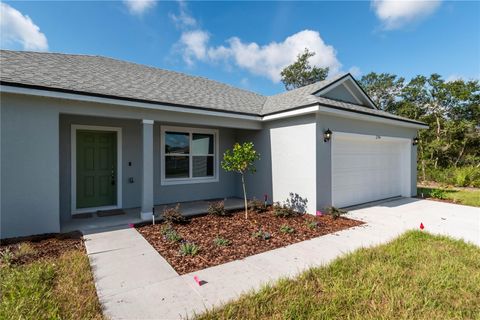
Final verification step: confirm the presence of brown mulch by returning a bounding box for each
[0,231,84,266]
[137,209,363,274]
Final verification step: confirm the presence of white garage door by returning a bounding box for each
[332,132,411,208]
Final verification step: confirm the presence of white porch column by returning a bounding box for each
[141,119,154,220]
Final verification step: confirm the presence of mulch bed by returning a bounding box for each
[0,231,84,266]
[137,209,363,274]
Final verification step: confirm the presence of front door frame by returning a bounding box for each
[71,124,122,215]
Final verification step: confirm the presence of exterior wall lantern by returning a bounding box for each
[413,137,419,146]
[324,129,332,142]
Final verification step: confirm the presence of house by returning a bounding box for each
[0,50,427,239]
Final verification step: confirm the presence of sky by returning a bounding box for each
[1,0,479,95]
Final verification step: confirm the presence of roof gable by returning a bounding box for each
[314,74,377,109]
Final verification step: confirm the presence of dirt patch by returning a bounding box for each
[0,232,84,266]
[137,209,363,274]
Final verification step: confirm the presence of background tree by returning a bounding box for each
[359,72,405,112]
[360,72,479,186]
[280,48,329,90]
[222,142,260,219]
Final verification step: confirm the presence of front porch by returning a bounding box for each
[61,197,245,234]
[59,112,262,234]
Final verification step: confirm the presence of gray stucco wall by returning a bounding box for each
[316,113,418,209]
[237,114,317,211]
[1,95,60,238]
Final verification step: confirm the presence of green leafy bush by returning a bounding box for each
[252,229,271,240]
[423,166,480,188]
[179,242,199,256]
[428,188,447,199]
[0,248,14,266]
[162,204,187,224]
[280,225,295,234]
[324,206,347,219]
[208,201,229,216]
[272,202,296,218]
[305,220,318,230]
[165,229,182,242]
[248,198,267,213]
[213,237,231,246]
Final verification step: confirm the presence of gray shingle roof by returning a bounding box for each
[0,50,266,115]
[0,50,425,125]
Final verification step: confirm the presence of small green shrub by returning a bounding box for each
[179,242,199,256]
[0,248,14,266]
[162,204,187,224]
[280,225,295,234]
[273,202,296,218]
[252,229,271,240]
[305,220,318,230]
[248,198,267,213]
[208,201,229,216]
[429,188,447,199]
[423,166,480,188]
[324,206,347,219]
[213,237,231,246]
[165,229,182,242]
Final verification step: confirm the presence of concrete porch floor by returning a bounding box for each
[61,197,244,234]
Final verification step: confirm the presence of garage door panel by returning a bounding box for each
[332,135,408,208]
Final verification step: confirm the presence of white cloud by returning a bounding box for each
[179,29,341,83]
[170,0,196,28]
[0,2,48,51]
[348,66,362,78]
[179,30,210,66]
[372,0,441,30]
[124,0,156,15]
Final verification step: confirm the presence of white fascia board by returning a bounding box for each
[0,85,262,122]
[318,106,428,129]
[262,105,319,121]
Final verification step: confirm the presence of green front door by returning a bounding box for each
[76,130,117,209]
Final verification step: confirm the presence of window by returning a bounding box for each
[161,126,218,185]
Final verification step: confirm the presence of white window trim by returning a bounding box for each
[160,126,219,185]
[71,124,123,215]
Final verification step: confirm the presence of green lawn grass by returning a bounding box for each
[418,186,480,207]
[0,247,103,319]
[197,231,480,320]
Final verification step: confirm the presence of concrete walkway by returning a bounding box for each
[84,198,480,319]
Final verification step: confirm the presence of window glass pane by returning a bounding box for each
[165,156,189,179]
[192,156,214,177]
[192,134,214,155]
[165,132,189,154]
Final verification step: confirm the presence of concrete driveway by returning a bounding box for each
[347,197,480,246]
[85,198,480,319]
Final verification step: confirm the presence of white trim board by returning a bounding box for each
[71,124,123,215]
[160,125,220,186]
[2,84,427,129]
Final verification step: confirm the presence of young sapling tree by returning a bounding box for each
[221,142,260,219]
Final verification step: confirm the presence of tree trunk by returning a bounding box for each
[453,141,467,167]
[419,142,426,181]
[241,174,248,219]
[435,116,441,141]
